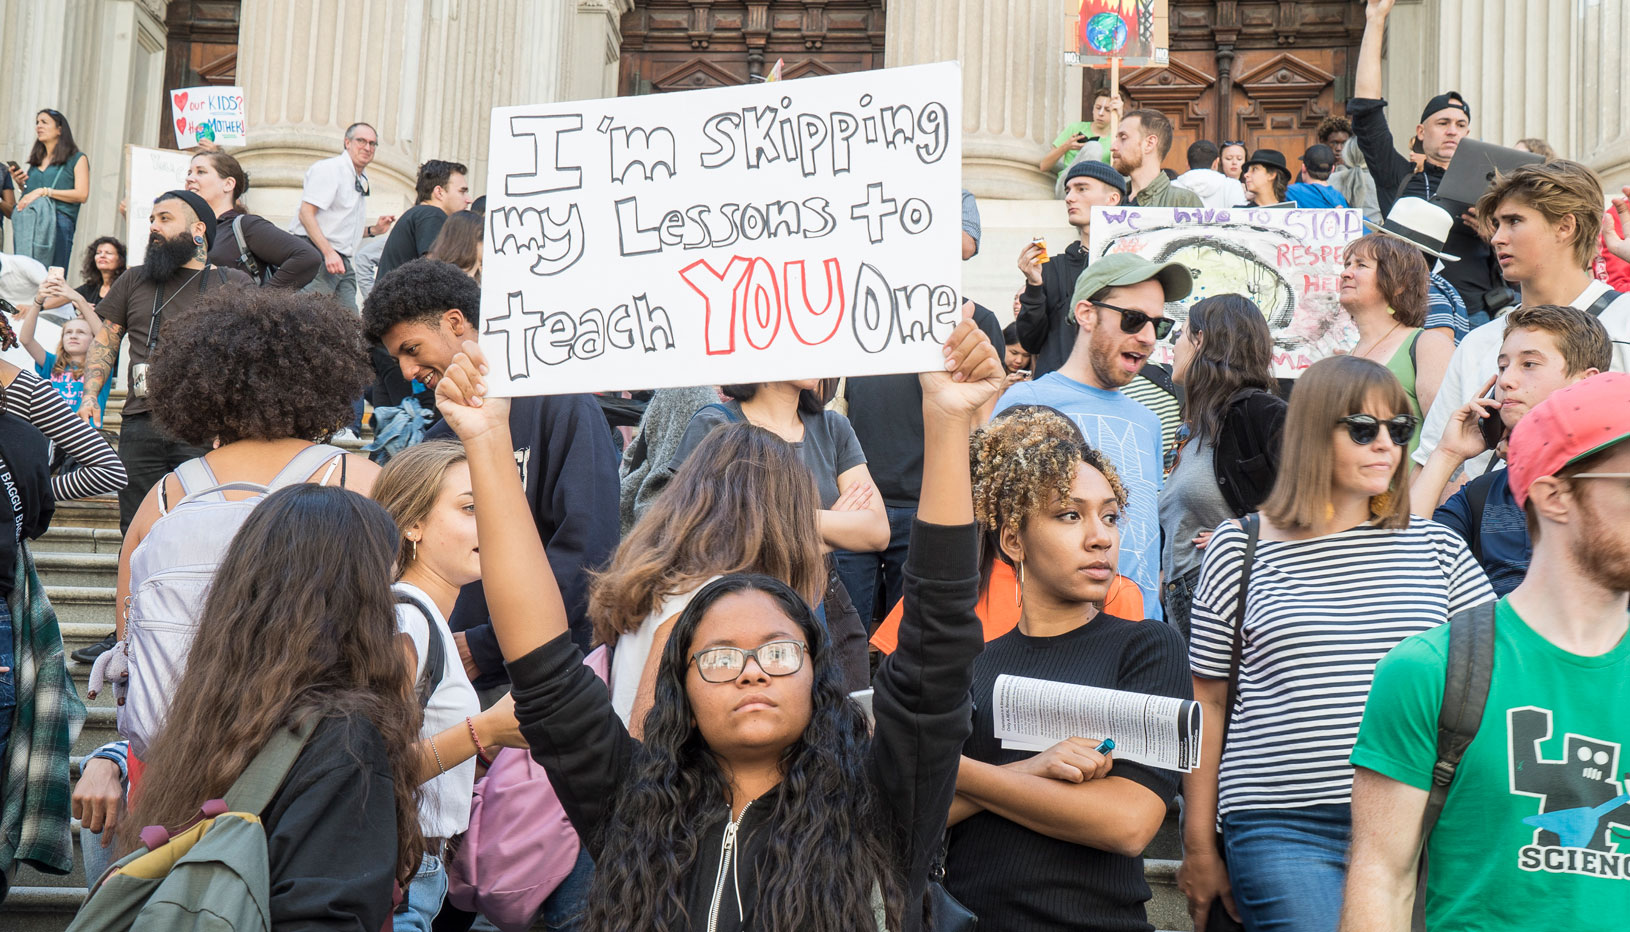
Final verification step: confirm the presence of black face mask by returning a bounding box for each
[143,231,199,284]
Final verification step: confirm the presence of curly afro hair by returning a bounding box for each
[970,405,1127,565]
[148,288,372,446]
[363,257,481,343]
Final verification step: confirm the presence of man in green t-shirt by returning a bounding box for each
[1343,372,1630,932]
[1039,89,1117,197]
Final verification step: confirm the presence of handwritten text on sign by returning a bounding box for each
[480,62,963,396]
[170,86,246,146]
[1089,206,1363,378]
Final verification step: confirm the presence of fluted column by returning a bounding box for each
[888,0,1066,199]
[1575,0,1630,192]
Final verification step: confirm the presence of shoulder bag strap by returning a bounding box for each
[1421,600,1497,842]
[396,591,446,709]
[222,717,320,815]
[701,401,743,424]
[267,443,348,490]
[1584,289,1623,318]
[1462,472,1497,564]
[232,215,264,283]
[1220,513,1262,751]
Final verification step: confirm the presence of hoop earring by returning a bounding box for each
[1015,561,1024,608]
[408,538,417,561]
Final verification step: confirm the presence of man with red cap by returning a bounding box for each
[1342,371,1630,932]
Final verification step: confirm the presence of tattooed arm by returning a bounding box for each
[76,320,123,428]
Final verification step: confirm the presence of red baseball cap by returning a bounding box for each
[1507,372,1630,507]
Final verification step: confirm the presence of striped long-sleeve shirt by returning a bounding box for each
[3,368,127,501]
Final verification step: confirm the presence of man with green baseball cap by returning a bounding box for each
[994,252,1192,621]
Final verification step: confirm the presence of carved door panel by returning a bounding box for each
[619,1,886,96]
[1097,1,1363,174]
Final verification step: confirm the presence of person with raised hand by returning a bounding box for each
[434,311,1001,932]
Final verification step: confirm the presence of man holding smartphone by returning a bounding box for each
[1407,305,1611,594]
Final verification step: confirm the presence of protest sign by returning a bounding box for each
[124,146,192,266]
[170,86,246,146]
[1066,0,1169,68]
[479,61,963,397]
[1089,205,1363,378]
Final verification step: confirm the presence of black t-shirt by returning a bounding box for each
[845,305,1005,509]
[0,412,54,597]
[945,613,1191,932]
[376,204,449,281]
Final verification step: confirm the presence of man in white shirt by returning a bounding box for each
[1416,160,1630,477]
[289,122,396,311]
[1173,140,1246,210]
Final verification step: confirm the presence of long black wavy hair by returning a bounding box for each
[582,573,905,931]
[1178,294,1276,446]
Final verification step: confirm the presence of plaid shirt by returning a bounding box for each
[1,542,87,878]
[1424,271,1470,343]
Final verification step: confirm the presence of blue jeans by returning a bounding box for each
[539,847,594,931]
[1220,804,1351,932]
[395,852,449,932]
[0,599,13,772]
[51,211,76,270]
[832,505,916,630]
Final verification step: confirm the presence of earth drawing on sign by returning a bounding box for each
[1085,12,1128,53]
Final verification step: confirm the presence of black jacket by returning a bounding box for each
[508,521,983,932]
[1213,388,1286,516]
[1346,98,1500,313]
[1015,241,1090,377]
[429,393,620,685]
[210,209,322,290]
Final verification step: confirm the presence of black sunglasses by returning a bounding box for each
[1093,300,1174,340]
[1221,140,1245,148]
[1336,414,1419,446]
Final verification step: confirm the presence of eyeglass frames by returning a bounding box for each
[1336,414,1419,446]
[689,639,808,683]
[1093,300,1175,340]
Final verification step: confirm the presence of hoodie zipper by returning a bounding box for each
[706,800,753,932]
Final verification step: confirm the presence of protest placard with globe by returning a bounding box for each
[1069,0,1169,68]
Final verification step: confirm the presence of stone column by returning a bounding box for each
[1574,0,1630,193]
[887,0,1067,200]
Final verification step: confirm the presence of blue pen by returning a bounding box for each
[1095,738,1115,754]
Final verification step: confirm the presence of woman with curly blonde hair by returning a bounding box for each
[942,404,1191,931]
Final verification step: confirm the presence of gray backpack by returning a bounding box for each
[67,719,316,932]
[119,445,346,757]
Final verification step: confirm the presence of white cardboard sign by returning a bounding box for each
[170,86,247,147]
[124,146,192,267]
[479,62,963,396]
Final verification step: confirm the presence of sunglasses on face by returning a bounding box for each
[1094,300,1174,340]
[1336,414,1419,446]
[690,639,808,684]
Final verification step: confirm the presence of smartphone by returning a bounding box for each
[4,161,18,173]
[1479,383,1504,450]
[1075,133,1089,142]
[46,266,64,281]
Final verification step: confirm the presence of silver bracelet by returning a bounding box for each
[430,738,448,775]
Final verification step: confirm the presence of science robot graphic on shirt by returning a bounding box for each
[1508,706,1630,880]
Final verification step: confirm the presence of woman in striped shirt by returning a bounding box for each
[1177,355,1492,932]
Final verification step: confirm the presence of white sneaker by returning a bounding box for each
[332,428,362,444]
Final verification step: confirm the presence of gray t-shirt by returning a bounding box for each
[667,400,865,507]
[1158,439,1233,582]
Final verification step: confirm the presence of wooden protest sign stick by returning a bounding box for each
[1109,56,1120,139]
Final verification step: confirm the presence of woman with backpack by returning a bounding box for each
[372,439,532,931]
[186,150,321,290]
[104,288,378,786]
[592,421,827,736]
[120,484,424,930]
[434,311,1000,932]
[1158,295,1285,639]
[1338,232,1455,452]
[1176,356,1493,932]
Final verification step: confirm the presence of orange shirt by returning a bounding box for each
[869,558,1147,653]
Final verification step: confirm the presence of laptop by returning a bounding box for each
[1437,138,1544,208]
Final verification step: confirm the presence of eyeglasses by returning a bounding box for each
[690,639,808,683]
[1093,300,1174,340]
[1571,473,1630,485]
[354,174,371,197]
[350,138,379,149]
[1336,414,1419,446]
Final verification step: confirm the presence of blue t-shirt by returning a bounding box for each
[995,372,1166,621]
[1433,467,1529,596]
[1424,270,1470,342]
[37,352,112,418]
[1284,182,1349,209]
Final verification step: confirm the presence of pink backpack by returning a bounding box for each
[445,645,609,931]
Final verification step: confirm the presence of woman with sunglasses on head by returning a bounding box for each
[9,109,89,268]
[1339,232,1455,454]
[1176,355,1492,932]
[434,313,1001,932]
[1158,296,1284,640]
[942,405,1191,932]
[187,150,322,289]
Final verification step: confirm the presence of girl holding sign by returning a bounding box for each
[434,315,998,932]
